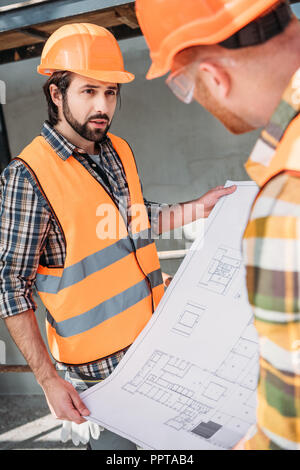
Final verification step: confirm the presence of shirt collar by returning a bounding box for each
[41,120,109,160]
[245,67,300,187]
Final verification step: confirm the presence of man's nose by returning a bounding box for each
[94,93,109,114]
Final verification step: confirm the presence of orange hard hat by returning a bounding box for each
[135,0,283,80]
[37,23,134,83]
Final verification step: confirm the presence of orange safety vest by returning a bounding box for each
[245,113,300,197]
[14,133,164,364]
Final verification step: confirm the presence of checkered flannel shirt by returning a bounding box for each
[243,69,300,450]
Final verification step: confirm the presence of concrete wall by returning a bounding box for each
[0,35,259,394]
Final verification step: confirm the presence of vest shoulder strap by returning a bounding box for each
[108,132,144,207]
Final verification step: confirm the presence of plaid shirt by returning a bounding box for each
[0,121,161,382]
[243,69,300,450]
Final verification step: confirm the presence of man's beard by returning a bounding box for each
[62,96,111,143]
[195,76,255,135]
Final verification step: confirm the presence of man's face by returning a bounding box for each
[61,74,118,143]
[193,73,254,134]
[170,52,255,135]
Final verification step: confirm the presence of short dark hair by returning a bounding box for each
[43,71,73,126]
[43,71,122,126]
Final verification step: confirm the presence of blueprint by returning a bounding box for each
[81,181,260,450]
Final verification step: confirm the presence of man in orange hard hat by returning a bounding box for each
[136,0,300,450]
[0,23,236,450]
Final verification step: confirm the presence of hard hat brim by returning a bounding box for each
[37,66,135,84]
[146,62,164,80]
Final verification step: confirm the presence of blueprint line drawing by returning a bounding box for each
[199,245,242,295]
[171,301,206,337]
[122,321,259,449]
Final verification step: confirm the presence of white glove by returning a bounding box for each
[60,419,104,446]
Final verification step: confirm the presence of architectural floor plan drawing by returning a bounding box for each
[171,301,206,337]
[122,319,259,449]
[81,181,260,450]
[199,245,242,295]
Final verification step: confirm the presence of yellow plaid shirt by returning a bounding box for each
[243,69,300,450]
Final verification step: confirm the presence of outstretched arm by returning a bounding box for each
[158,185,237,234]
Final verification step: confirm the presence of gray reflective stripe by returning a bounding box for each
[36,236,132,293]
[131,228,154,251]
[147,268,163,288]
[46,277,151,338]
[36,232,155,294]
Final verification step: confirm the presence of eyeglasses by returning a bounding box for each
[166,56,235,104]
[165,66,196,104]
[165,58,202,104]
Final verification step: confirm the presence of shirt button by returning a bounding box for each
[91,163,97,168]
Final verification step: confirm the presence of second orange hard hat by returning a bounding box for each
[37,23,135,83]
[135,0,283,80]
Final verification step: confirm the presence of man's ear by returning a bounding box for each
[198,61,231,99]
[49,84,63,108]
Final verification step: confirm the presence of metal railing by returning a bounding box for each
[157,249,188,260]
[0,364,32,372]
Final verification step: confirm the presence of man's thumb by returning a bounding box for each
[71,391,90,416]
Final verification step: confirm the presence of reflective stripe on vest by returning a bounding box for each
[46,268,163,338]
[16,133,164,364]
[35,229,156,294]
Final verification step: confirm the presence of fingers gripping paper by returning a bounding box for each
[81,181,260,450]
